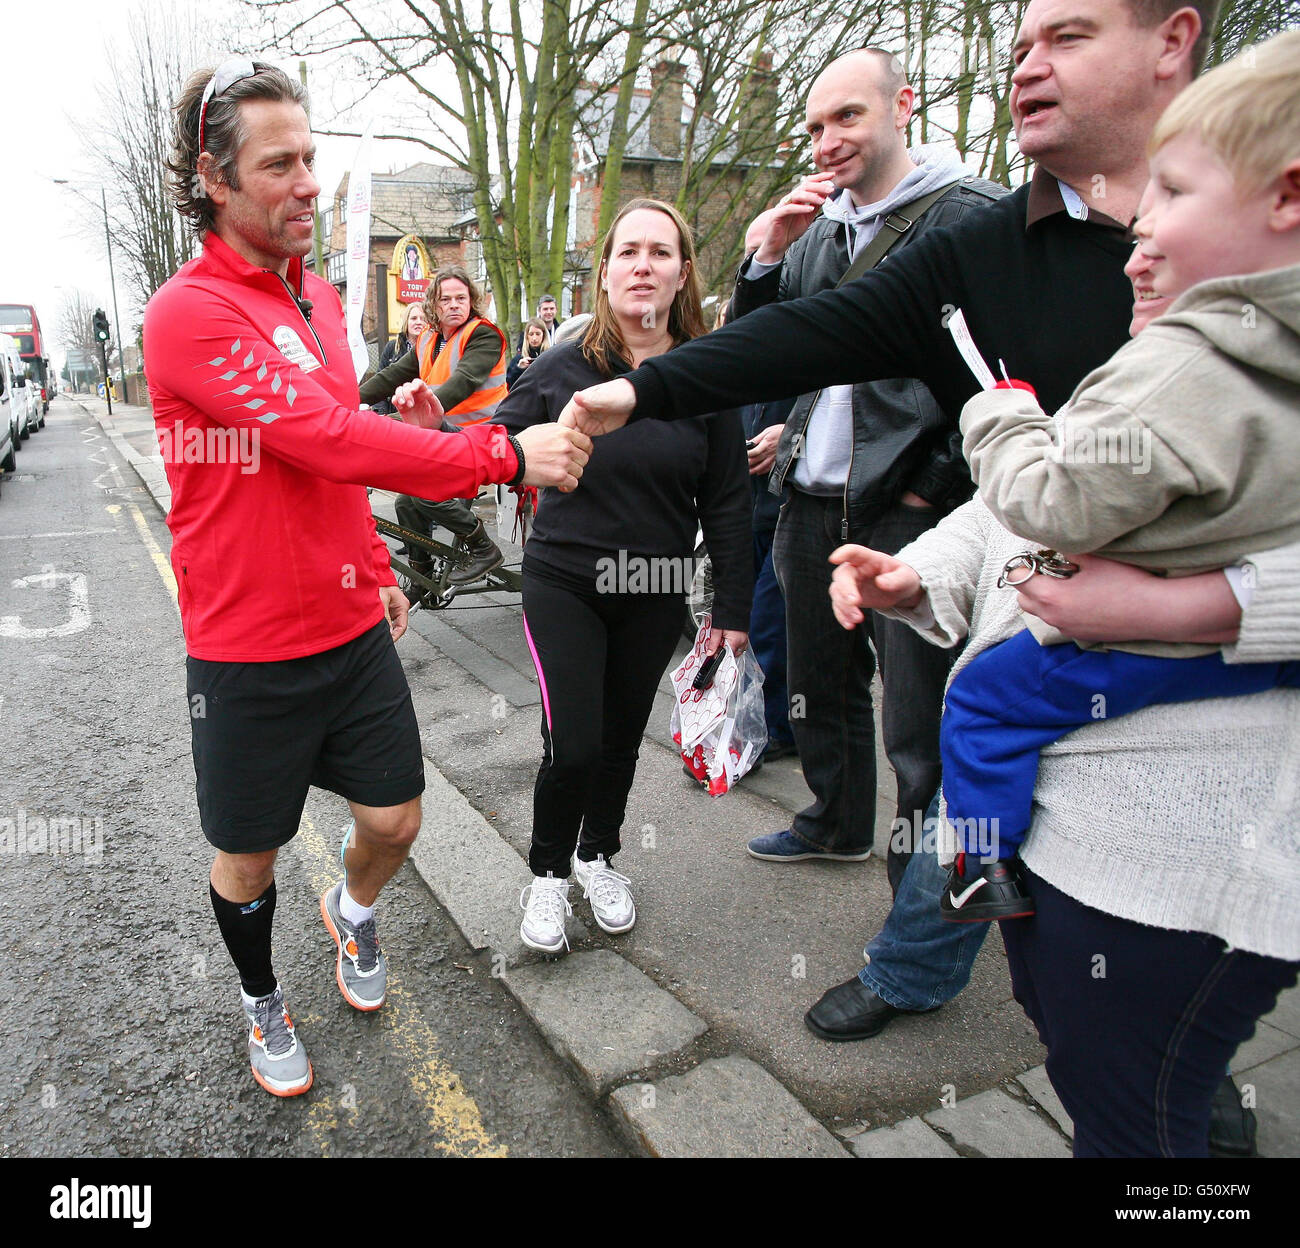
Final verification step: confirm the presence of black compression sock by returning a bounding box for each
[209,880,278,999]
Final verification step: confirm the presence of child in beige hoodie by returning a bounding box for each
[934,33,1300,921]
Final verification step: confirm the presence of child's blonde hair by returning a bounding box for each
[1150,30,1300,196]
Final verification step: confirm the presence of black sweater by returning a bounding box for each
[496,342,753,631]
[628,179,1135,433]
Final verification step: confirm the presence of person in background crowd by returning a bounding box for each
[370,302,428,415]
[361,266,510,589]
[507,317,550,389]
[147,57,589,1097]
[515,293,563,354]
[499,198,752,956]
[712,302,797,769]
[725,48,1004,875]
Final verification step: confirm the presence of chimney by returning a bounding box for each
[739,51,778,154]
[650,60,685,158]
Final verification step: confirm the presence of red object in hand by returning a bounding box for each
[994,378,1037,397]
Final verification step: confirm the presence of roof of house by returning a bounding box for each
[575,87,745,167]
[335,163,482,239]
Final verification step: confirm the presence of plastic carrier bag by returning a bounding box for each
[670,615,768,796]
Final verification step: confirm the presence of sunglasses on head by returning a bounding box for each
[198,57,258,153]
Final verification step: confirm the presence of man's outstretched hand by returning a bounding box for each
[558,379,636,437]
[392,379,445,429]
[515,423,593,493]
[828,544,924,629]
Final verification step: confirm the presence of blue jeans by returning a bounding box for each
[859,791,987,1010]
[750,529,792,746]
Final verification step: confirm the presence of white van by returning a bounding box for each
[1,333,22,475]
[3,335,37,440]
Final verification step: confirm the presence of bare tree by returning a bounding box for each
[246,0,894,329]
[242,0,1298,335]
[1207,0,1300,64]
[56,289,119,383]
[76,4,216,309]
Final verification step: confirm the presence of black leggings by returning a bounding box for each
[521,564,684,877]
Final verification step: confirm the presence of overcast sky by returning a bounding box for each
[3,0,431,369]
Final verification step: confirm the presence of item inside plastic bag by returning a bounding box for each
[670,615,768,795]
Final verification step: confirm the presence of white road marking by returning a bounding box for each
[0,567,91,639]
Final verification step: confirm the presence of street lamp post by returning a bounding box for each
[53,178,130,403]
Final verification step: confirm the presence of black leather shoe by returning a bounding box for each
[1208,1074,1258,1157]
[805,976,933,1042]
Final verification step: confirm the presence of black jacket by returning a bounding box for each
[496,343,753,630]
[627,174,1136,504]
[728,174,1006,535]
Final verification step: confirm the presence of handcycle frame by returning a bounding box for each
[372,490,523,612]
[373,489,713,634]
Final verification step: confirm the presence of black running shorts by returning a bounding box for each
[187,620,425,854]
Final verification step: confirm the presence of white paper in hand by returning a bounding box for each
[946,308,997,392]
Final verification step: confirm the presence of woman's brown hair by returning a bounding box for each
[581,198,706,376]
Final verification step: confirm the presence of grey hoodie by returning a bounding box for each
[960,261,1300,654]
[793,145,970,493]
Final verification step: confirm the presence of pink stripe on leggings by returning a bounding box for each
[522,612,553,731]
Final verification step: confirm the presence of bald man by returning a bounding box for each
[728,49,1004,908]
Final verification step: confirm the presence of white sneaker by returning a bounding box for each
[573,853,636,934]
[519,873,572,954]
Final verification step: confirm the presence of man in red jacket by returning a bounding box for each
[146,59,590,1096]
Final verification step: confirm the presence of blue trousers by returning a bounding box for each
[1004,867,1298,1156]
[942,630,1300,858]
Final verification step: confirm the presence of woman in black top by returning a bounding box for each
[497,198,752,953]
[371,303,428,415]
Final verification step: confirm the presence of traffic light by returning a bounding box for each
[93,309,110,343]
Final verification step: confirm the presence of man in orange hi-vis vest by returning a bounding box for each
[361,265,509,589]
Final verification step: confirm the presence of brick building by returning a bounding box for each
[566,56,781,314]
[317,162,479,361]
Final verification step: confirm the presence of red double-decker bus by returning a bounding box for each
[0,304,51,412]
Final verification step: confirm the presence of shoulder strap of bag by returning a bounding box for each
[835,182,953,287]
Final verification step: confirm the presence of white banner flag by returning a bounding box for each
[345,120,376,382]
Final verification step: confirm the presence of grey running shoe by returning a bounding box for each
[321,881,387,1011]
[244,985,313,1097]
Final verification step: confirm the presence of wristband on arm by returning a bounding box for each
[506,434,526,486]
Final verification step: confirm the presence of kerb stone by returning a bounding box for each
[502,949,706,1096]
[609,1054,846,1158]
[407,761,585,963]
[849,1116,960,1158]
